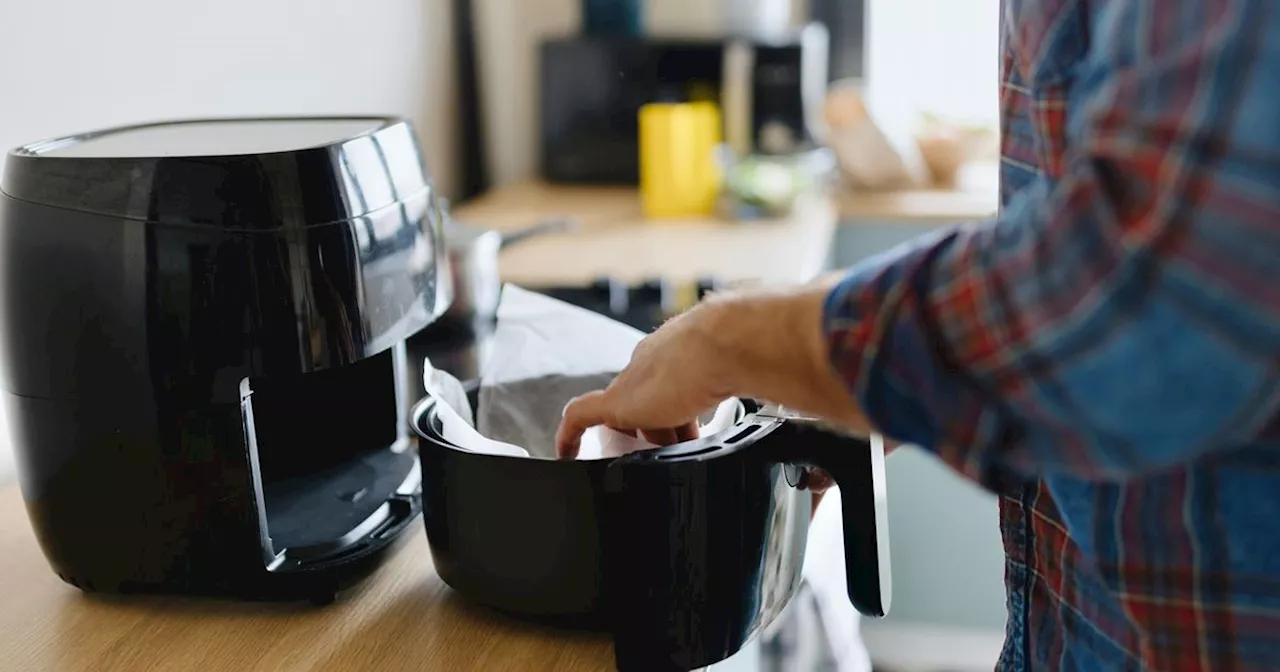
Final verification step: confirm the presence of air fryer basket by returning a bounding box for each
[411,386,890,671]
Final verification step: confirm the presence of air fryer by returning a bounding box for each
[410,385,891,672]
[0,117,448,602]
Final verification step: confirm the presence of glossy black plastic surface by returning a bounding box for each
[0,117,445,600]
[2,117,429,229]
[411,393,890,671]
[600,413,888,671]
[602,418,890,670]
[413,392,615,622]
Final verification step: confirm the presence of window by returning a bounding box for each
[862,0,1001,136]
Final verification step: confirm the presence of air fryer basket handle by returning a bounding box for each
[757,420,890,618]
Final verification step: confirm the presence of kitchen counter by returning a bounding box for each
[836,184,997,223]
[836,161,1000,223]
[451,180,838,287]
[0,481,617,671]
[448,174,994,291]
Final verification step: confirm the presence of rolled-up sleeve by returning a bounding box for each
[824,0,1280,487]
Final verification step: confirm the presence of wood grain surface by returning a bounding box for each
[0,486,614,672]
[835,185,997,222]
[835,161,1000,223]
[451,181,838,287]
[449,178,993,289]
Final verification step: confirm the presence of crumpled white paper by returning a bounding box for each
[479,285,642,387]
[577,396,744,461]
[424,284,742,460]
[423,356,529,457]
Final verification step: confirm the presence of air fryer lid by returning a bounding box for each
[1,116,428,229]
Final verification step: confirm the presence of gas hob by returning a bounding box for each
[529,277,723,332]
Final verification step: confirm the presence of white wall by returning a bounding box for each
[0,0,458,483]
[864,0,1001,137]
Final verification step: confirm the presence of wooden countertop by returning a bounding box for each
[451,180,837,287]
[447,172,995,291]
[836,185,997,222]
[836,161,1000,223]
[0,486,614,671]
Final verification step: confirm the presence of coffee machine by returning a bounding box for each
[539,24,830,184]
[0,117,447,602]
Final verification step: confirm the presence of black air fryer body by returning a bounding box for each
[0,117,447,601]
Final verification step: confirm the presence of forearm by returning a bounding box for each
[697,278,870,432]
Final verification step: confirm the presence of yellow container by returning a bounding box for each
[639,102,722,219]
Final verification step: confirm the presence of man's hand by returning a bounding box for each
[556,277,874,458]
[554,299,737,457]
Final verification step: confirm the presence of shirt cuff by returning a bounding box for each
[821,230,1029,495]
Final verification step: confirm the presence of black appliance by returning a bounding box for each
[539,24,830,184]
[0,117,448,602]
[411,386,891,672]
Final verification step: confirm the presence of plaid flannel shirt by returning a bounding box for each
[824,0,1280,669]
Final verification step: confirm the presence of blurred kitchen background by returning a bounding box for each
[0,0,1004,669]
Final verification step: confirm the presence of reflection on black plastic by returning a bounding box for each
[601,416,889,671]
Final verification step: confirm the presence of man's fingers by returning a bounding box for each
[558,393,703,456]
[641,428,679,446]
[557,391,614,459]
